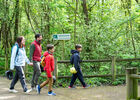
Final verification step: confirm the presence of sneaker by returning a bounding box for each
[48,91,56,96]
[9,89,18,93]
[24,89,32,94]
[83,85,90,88]
[36,85,41,94]
[68,86,76,89]
[29,87,36,92]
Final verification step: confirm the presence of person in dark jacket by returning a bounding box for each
[69,44,89,88]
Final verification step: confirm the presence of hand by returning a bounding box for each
[10,68,14,71]
[9,69,14,72]
[29,63,33,66]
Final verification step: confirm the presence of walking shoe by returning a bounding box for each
[36,85,41,94]
[9,89,18,93]
[68,86,76,89]
[24,89,32,94]
[28,87,36,92]
[48,91,56,96]
[83,85,90,88]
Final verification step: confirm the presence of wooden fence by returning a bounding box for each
[1,55,140,85]
[126,67,140,100]
[25,57,140,84]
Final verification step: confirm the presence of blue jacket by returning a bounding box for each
[10,43,30,70]
[70,50,82,71]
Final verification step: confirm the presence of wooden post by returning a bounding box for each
[111,56,116,82]
[126,68,134,100]
[62,40,65,60]
[54,59,58,85]
[132,67,138,99]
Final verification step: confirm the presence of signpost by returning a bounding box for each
[53,34,70,40]
[53,34,71,60]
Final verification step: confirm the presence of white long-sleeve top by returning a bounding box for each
[10,43,30,70]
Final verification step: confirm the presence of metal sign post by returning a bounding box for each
[53,34,71,60]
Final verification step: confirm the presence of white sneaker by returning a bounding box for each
[25,89,32,94]
[9,89,18,93]
[28,87,36,92]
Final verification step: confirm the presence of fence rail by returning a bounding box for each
[57,58,140,63]
[26,72,126,79]
[1,55,140,84]
[126,67,140,100]
[130,74,140,79]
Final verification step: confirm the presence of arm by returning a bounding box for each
[44,56,52,78]
[29,44,35,62]
[73,54,80,71]
[50,56,55,72]
[44,56,50,71]
[10,46,17,70]
[24,48,30,64]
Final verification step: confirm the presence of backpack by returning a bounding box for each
[40,56,46,67]
[40,55,53,67]
[11,43,19,58]
[10,44,19,70]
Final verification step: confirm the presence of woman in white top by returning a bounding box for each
[9,36,33,93]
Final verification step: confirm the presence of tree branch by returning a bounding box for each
[88,0,97,12]
[63,0,75,10]
[24,0,36,34]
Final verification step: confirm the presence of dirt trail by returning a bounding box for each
[0,77,140,100]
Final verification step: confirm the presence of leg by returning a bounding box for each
[10,69,19,89]
[40,76,49,88]
[16,66,28,92]
[48,77,53,92]
[77,69,86,87]
[69,73,77,87]
[34,61,41,86]
[31,66,36,88]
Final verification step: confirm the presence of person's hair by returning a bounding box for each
[17,36,24,48]
[47,44,54,51]
[75,44,82,49]
[35,34,42,39]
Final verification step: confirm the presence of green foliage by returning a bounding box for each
[0,0,140,87]
[112,77,125,86]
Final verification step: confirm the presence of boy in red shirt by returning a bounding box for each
[36,44,56,96]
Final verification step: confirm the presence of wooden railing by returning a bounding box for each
[126,67,140,100]
[25,57,140,85]
[1,55,140,85]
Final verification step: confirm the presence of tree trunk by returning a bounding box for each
[2,0,10,70]
[14,0,20,42]
[74,0,78,44]
[82,0,89,25]
[129,12,136,58]
[127,0,137,58]
[0,23,1,42]
[24,0,36,34]
[121,0,137,57]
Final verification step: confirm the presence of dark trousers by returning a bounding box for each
[70,69,86,87]
[10,66,27,92]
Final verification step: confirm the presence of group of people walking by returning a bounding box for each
[9,34,89,96]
